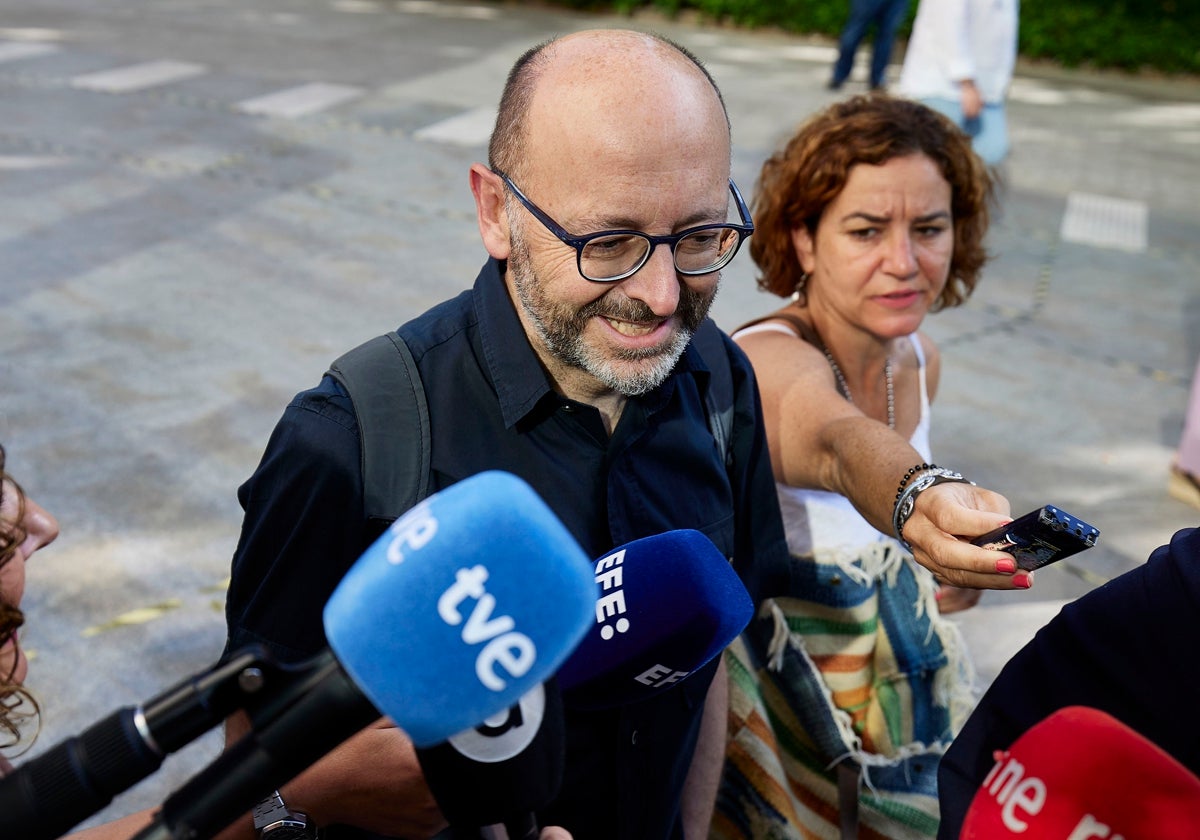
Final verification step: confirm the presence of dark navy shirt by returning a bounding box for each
[224,258,787,840]
[937,526,1200,837]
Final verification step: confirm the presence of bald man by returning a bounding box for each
[217,30,788,840]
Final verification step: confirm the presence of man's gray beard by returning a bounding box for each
[508,227,715,397]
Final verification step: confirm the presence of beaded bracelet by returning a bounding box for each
[892,467,975,549]
[894,462,936,507]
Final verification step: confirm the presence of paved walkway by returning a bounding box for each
[1,0,1197,829]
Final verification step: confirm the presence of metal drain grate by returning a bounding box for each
[1059,191,1148,252]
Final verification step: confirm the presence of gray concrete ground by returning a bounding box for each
[0,0,1197,831]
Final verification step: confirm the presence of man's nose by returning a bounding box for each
[620,243,682,317]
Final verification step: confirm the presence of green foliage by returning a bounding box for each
[542,0,1199,76]
[1019,0,1200,75]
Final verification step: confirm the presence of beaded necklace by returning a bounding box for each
[823,347,895,430]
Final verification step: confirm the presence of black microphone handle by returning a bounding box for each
[504,811,540,840]
[0,706,163,840]
[449,814,539,840]
[0,645,324,840]
[134,652,380,840]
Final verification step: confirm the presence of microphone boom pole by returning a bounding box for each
[132,651,379,840]
[0,645,314,840]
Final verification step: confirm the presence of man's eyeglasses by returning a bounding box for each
[494,170,754,283]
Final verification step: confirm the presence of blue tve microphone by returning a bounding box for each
[556,529,754,710]
[324,470,596,748]
[2,471,596,840]
[134,471,597,840]
[416,529,755,839]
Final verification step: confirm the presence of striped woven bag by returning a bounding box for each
[713,543,975,840]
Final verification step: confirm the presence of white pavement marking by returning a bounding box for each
[1113,103,1200,129]
[1008,78,1071,106]
[395,0,500,19]
[0,155,69,169]
[1059,192,1149,253]
[779,44,839,62]
[235,82,365,119]
[0,28,64,42]
[712,43,838,65]
[70,60,208,93]
[413,106,496,146]
[333,0,386,12]
[380,49,518,109]
[0,41,59,62]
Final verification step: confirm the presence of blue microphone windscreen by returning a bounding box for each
[556,529,754,709]
[323,471,596,747]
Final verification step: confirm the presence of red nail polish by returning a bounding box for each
[996,558,1016,574]
[1014,573,1032,589]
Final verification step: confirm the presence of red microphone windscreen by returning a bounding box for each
[961,705,1200,838]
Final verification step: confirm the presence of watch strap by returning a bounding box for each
[253,790,316,837]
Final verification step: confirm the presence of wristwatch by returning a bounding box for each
[253,790,319,839]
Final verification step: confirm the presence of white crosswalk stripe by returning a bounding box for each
[0,40,59,62]
[413,106,496,146]
[235,82,365,119]
[0,155,69,169]
[70,60,208,93]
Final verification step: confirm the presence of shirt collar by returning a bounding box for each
[473,258,557,429]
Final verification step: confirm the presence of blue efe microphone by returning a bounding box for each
[4,471,595,840]
[416,529,754,839]
[556,528,754,709]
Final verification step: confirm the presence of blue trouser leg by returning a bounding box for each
[832,0,883,85]
[870,0,910,87]
[921,97,1011,166]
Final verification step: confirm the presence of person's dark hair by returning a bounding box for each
[0,444,40,752]
[749,95,993,310]
[488,31,730,183]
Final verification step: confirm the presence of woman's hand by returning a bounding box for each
[902,482,1029,590]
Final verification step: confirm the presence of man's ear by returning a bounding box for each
[791,224,816,276]
[470,163,511,260]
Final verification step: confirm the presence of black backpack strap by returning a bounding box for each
[692,318,734,469]
[327,330,430,524]
[328,322,730,522]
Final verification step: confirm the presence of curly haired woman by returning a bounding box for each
[0,443,58,775]
[714,96,1017,840]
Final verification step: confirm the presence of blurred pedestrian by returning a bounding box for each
[1169,354,1200,510]
[897,0,1019,167]
[829,0,912,91]
[713,96,1012,840]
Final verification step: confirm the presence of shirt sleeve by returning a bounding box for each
[222,375,373,665]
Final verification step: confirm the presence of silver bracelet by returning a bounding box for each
[892,467,975,549]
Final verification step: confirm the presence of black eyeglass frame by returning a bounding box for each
[493,169,755,283]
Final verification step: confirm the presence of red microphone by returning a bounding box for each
[961,706,1200,839]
